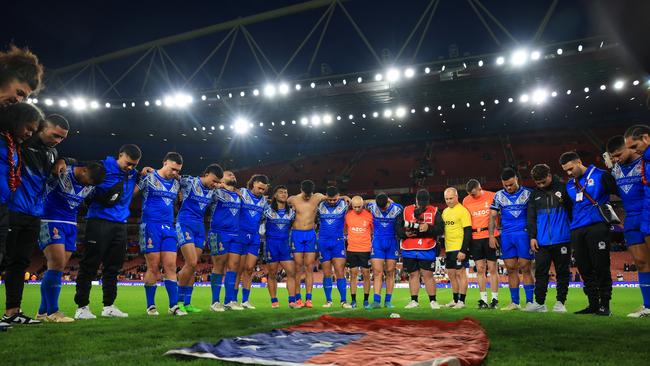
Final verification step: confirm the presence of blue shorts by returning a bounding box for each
[319,237,346,262]
[140,223,177,253]
[208,231,238,256]
[639,209,650,238]
[291,229,318,253]
[39,221,77,252]
[232,231,261,256]
[371,236,399,260]
[500,231,532,260]
[265,237,293,263]
[176,221,206,249]
[624,213,645,246]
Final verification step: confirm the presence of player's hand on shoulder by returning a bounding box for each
[141,167,154,176]
[52,159,67,175]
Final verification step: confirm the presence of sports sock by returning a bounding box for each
[491,291,499,301]
[323,277,333,302]
[363,293,369,302]
[453,293,459,303]
[306,293,312,301]
[39,274,49,314]
[384,293,392,303]
[336,278,347,303]
[271,297,278,304]
[164,279,179,308]
[638,271,650,308]
[184,286,194,306]
[429,295,436,302]
[242,288,251,303]
[295,292,302,301]
[44,270,63,315]
[210,273,223,303]
[224,271,237,304]
[177,286,187,304]
[480,291,488,303]
[145,284,157,308]
[524,284,534,303]
[288,296,295,303]
[411,295,418,302]
[351,293,357,303]
[509,287,520,305]
[459,293,466,302]
[374,294,381,303]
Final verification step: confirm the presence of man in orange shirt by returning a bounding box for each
[463,179,500,309]
[345,196,373,309]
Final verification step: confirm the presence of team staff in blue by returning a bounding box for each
[175,164,223,313]
[489,168,534,311]
[524,164,571,313]
[2,114,69,325]
[560,151,618,316]
[74,144,151,320]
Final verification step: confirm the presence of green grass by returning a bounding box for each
[0,285,648,366]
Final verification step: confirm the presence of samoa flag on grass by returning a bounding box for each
[165,315,489,366]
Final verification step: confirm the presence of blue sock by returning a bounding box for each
[39,276,48,314]
[210,273,223,303]
[47,270,63,315]
[177,286,186,304]
[183,286,194,306]
[145,285,157,308]
[524,284,534,304]
[509,287,520,305]
[639,271,650,308]
[234,287,239,302]
[296,293,302,301]
[224,271,237,304]
[271,297,278,304]
[385,293,392,304]
[288,295,295,303]
[306,293,312,301]
[323,277,333,302]
[336,278,347,303]
[374,294,381,303]
[164,279,179,308]
[242,288,251,303]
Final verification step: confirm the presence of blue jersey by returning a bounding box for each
[0,136,18,205]
[209,188,241,233]
[368,202,403,238]
[317,199,349,239]
[566,165,612,230]
[612,158,644,215]
[137,171,180,225]
[42,166,95,223]
[87,156,139,223]
[264,206,295,239]
[643,148,650,217]
[177,176,215,224]
[239,188,268,234]
[491,186,532,234]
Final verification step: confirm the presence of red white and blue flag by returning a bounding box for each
[166,315,489,365]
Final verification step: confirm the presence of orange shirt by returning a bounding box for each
[345,210,373,252]
[462,190,500,239]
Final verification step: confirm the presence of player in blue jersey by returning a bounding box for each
[35,162,105,322]
[208,170,243,311]
[136,152,184,316]
[489,168,534,311]
[175,164,223,314]
[318,186,353,309]
[622,125,650,317]
[236,174,270,309]
[263,185,299,309]
[367,193,402,309]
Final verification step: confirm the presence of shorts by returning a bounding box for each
[445,250,468,270]
[175,221,206,249]
[265,237,293,263]
[500,231,533,260]
[319,237,345,262]
[642,207,650,236]
[371,236,399,260]
[208,231,238,256]
[232,231,261,256]
[624,213,645,246]
[291,229,318,253]
[470,238,498,261]
[140,223,177,253]
[403,257,436,273]
[346,251,371,268]
[39,220,77,252]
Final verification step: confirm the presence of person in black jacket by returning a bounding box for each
[525,164,572,313]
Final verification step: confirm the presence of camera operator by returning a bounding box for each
[396,189,444,309]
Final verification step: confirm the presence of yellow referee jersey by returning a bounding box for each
[442,204,472,251]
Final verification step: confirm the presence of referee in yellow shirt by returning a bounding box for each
[442,187,472,309]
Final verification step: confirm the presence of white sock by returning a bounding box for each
[491,292,498,301]
[480,292,488,302]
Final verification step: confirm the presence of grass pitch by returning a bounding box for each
[0,285,648,366]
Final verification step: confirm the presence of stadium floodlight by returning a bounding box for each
[211,126,216,130]
[632,80,640,86]
[477,60,483,67]
[279,83,290,95]
[202,126,206,131]
[131,102,136,107]
[105,102,111,108]
[311,115,321,126]
[494,99,499,104]
[411,108,416,114]
[253,89,260,96]
[300,117,308,125]
[59,99,69,108]
[600,85,606,91]
[386,68,400,82]
[174,93,192,107]
[233,118,250,135]
[404,68,415,78]
[519,94,530,103]
[216,94,221,99]
[31,98,38,104]
[264,84,276,97]
[437,105,442,111]
[123,103,127,108]
[342,79,347,85]
[240,91,246,97]
[511,49,528,66]
[395,107,406,118]
[72,98,87,111]
[201,95,207,101]
[144,101,150,107]
[424,106,430,112]
[451,104,455,109]
[424,67,431,74]
[295,84,301,91]
[44,98,53,106]
[441,65,446,72]
[374,73,383,81]
[90,100,99,109]
[463,62,467,69]
[323,115,332,124]
[556,48,563,55]
[164,96,174,107]
[193,127,197,131]
[362,113,367,118]
[383,109,393,118]
[584,87,590,93]
[310,82,316,88]
[348,114,354,120]
[291,120,296,124]
[219,125,225,130]
[480,101,485,106]
[336,115,342,121]
[372,111,379,118]
[496,56,505,65]
[259,122,264,127]
[532,89,548,105]
[466,102,471,108]
[566,89,572,95]
[614,80,625,90]
[508,97,514,103]
[154,99,162,106]
[357,77,363,83]
[530,50,541,61]
[578,44,583,52]
[551,91,558,97]
[228,93,233,98]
